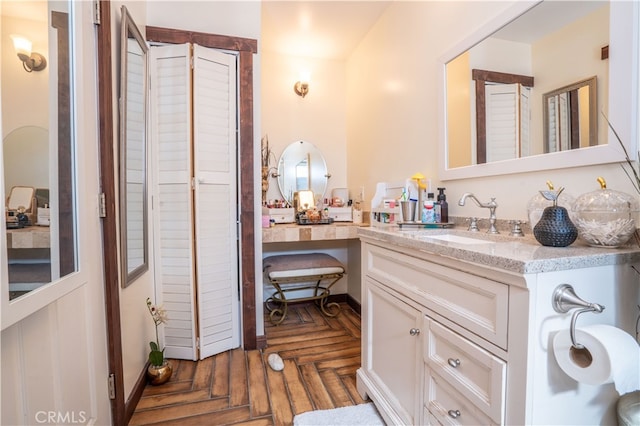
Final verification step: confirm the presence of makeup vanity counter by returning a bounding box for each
[357,226,640,426]
[262,222,367,243]
[6,226,51,249]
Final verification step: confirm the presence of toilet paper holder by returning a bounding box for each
[552,284,605,349]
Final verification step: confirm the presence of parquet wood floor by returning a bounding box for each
[130,302,366,425]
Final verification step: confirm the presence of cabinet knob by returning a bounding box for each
[447,358,461,368]
[448,409,461,419]
[409,328,420,336]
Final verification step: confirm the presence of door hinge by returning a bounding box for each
[93,0,101,25]
[108,374,116,399]
[196,337,200,349]
[99,193,107,218]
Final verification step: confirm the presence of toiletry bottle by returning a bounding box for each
[422,193,435,223]
[437,187,448,223]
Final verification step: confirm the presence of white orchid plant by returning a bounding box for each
[146,297,168,366]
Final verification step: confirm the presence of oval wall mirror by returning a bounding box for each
[276,141,329,205]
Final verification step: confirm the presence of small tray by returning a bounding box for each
[397,222,453,229]
[296,217,335,225]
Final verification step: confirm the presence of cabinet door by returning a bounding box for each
[363,278,422,424]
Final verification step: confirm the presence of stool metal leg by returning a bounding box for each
[266,282,288,325]
[314,277,341,317]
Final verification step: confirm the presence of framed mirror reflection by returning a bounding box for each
[119,5,148,287]
[439,0,637,180]
[2,2,76,302]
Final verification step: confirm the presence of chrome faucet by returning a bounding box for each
[458,193,499,234]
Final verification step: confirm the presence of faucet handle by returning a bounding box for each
[467,217,479,232]
[509,220,525,237]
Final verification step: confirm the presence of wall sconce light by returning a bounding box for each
[10,35,47,73]
[294,71,310,98]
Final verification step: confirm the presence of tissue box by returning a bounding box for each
[37,207,50,226]
[269,208,295,224]
[327,206,352,222]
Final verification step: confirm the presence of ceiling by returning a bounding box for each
[493,1,607,44]
[261,1,392,60]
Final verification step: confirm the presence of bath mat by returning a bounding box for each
[293,402,385,425]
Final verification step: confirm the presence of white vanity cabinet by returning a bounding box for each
[358,240,513,425]
[357,227,640,426]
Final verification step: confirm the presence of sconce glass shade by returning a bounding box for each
[10,35,32,61]
[10,34,47,72]
[294,70,311,98]
[294,81,309,98]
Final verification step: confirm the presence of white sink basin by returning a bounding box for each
[424,233,495,245]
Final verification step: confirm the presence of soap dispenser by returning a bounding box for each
[437,187,448,223]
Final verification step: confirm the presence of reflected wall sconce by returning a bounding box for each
[294,71,310,98]
[10,35,47,73]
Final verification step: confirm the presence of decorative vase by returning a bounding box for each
[147,360,173,385]
[533,206,578,247]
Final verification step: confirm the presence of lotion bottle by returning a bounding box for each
[437,187,449,223]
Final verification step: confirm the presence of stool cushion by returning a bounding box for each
[264,253,345,280]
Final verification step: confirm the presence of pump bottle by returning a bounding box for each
[437,187,448,223]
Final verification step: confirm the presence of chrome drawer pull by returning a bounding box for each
[448,409,461,419]
[447,358,461,368]
[409,328,420,336]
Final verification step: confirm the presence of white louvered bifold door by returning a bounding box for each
[150,44,198,360]
[486,83,518,162]
[192,45,239,359]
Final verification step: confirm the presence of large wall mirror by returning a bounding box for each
[276,140,329,205]
[1,1,76,303]
[119,6,148,287]
[439,0,639,180]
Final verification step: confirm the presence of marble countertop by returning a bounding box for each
[263,222,367,243]
[358,226,640,274]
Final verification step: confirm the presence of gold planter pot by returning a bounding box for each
[147,360,173,385]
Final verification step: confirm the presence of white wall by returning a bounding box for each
[261,48,360,302]
[1,12,50,196]
[347,1,638,223]
[261,51,348,204]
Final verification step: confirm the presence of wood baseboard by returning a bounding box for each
[346,294,361,316]
[125,362,149,424]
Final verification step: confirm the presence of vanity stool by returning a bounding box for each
[263,253,345,325]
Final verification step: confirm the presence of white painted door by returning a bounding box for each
[486,83,518,162]
[192,45,240,358]
[1,2,110,424]
[486,83,531,161]
[150,43,239,361]
[150,43,197,360]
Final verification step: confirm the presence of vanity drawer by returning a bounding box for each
[364,243,509,348]
[424,317,505,423]
[425,368,497,426]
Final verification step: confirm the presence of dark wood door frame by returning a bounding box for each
[97,2,258,423]
[144,26,258,351]
[472,69,534,164]
[96,1,126,424]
